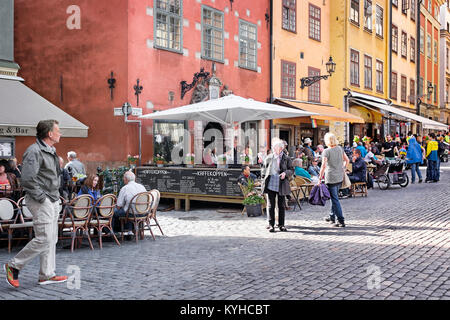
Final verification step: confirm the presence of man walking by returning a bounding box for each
[4,120,67,288]
[425,133,439,183]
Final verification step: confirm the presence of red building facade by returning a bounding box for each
[14,0,271,171]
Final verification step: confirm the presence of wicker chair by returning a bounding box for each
[89,194,120,249]
[119,191,154,243]
[143,189,164,240]
[0,198,20,253]
[59,194,95,252]
[7,197,34,252]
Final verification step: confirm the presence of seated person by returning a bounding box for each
[364,150,382,166]
[341,148,367,197]
[77,173,102,203]
[293,158,312,180]
[356,142,368,158]
[307,158,321,177]
[112,171,147,234]
[238,165,259,186]
[59,156,71,200]
[0,159,19,199]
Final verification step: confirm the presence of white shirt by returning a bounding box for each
[117,181,147,212]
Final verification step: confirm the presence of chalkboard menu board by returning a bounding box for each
[135,167,245,197]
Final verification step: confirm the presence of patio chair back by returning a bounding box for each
[149,189,160,216]
[17,197,33,220]
[96,194,116,218]
[71,195,94,219]
[131,192,152,215]
[0,198,16,220]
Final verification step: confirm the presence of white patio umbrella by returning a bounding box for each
[139,94,317,124]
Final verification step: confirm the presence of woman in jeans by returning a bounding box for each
[317,133,349,227]
[406,135,423,183]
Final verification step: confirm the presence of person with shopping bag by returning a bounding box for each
[317,133,350,227]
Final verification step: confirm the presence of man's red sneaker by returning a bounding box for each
[4,263,20,288]
[38,275,68,285]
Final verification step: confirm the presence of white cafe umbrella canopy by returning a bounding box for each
[139,94,317,125]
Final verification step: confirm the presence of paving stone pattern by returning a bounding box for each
[0,164,449,300]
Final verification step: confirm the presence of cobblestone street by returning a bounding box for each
[1,164,449,301]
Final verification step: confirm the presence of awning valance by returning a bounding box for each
[0,78,89,137]
[275,99,365,123]
[347,91,448,131]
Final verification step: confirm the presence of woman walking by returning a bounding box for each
[318,133,349,227]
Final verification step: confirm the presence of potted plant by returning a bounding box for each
[127,154,139,168]
[185,153,195,167]
[242,179,265,217]
[154,154,165,167]
[241,154,250,165]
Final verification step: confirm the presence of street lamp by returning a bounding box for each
[416,82,434,116]
[300,56,336,89]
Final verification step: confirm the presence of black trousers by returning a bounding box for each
[267,189,285,227]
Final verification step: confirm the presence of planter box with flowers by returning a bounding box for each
[241,178,265,217]
[241,155,250,165]
[153,154,166,167]
[185,153,195,168]
[127,154,139,168]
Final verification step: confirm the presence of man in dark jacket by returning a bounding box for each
[4,120,67,288]
[261,138,294,232]
[341,148,366,197]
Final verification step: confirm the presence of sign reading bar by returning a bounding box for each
[135,167,244,197]
[0,126,34,136]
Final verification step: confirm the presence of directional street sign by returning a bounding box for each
[114,108,124,116]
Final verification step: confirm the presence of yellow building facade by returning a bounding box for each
[329,0,389,143]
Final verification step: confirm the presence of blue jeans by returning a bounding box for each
[112,208,132,232]
[426,160,438,182]
[436,158,440,181]
[410,162,422,183]
[326,182,344,223]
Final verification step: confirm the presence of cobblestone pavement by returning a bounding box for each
[1,163,449,300]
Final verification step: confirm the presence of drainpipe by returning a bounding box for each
[269,0,273,146]
[388,0,393,136]
[417,0,422,116]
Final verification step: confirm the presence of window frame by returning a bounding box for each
[201,5,225,63]
[309,3,321,41]
[420,28,424,54]
[391,71,398,100]
[364,54,373,90]
[392,24,398,54]
[411,0,416,21]
[410,78,415,104]
[400,75,407,102]
[376,5,384,38]
[401,30,407,59]
[238,19,258,71]
[153,0,184,54]
[364,0,373,32]
[410,36,416,62]
[350,49,360,87]
[434,39,438,64]
[427,33,432,59]
[376,59,384,93]
[281,60,296,100]
[307,66,321,103]
[282,0,297,33]
[350,0,360,25]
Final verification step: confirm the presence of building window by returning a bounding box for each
[411,0,416,21]
[376,5,383,38]
[281,60,296,99]
[364,0,372,31]
[364,55,372,89]
[428,0,432,12]
[309,4,321,41]
[308,67,321,102]
[434,84,437,103]
[446,48,449,70]
[419,28,424,54]
[410,36,416,62]
[154,0,183,53]
[434,40,438,64]
[282,0,296,32]
[401,0,409,14]
[410,78,415,104]
[350,0,360,25]
[392,0,398,7]
[427,81,432,101]
[350,49,360,86]
[202,6,224,62]
[427,34,431,59]
[391,72,398,100]
[392,25,398,54]
[376,60,383,92]
[401,31,407,58]
[401,76,407,102]
[239,20,257,71]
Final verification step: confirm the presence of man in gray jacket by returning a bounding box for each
[65,151,86,176]
[4,120,67,288]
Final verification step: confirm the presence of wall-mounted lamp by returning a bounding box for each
[300,56,336,89]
